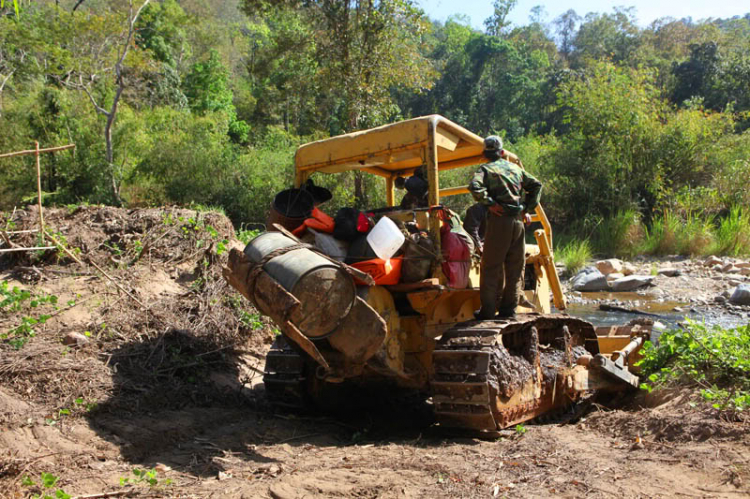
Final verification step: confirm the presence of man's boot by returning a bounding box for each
[495,307,516,319]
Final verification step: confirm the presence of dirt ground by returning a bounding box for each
[1,206,748,498]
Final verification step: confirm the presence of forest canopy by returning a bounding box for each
[1,0,749,248]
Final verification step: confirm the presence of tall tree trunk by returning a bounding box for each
[105,83,125,205]
[354,170,365,208]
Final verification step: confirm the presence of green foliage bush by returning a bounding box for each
[638,320,750,414]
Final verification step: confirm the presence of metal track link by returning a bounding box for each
[263,340,307,410]
[430,318,582,434]
[431,330,500,433]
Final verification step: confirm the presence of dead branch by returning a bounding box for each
[44,230,146,309]
[0,246,56,253]
[72,492,129,499]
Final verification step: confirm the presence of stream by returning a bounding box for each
[562,291,749,330]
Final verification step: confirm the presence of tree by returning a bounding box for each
[671,41,721,106]
[571,8,641,67]
[484,0,517,37]
[73,0,152,205]
[183,50,249,143]
[243,0,434,134]
[553,9,580,60]
[135,0,190,67]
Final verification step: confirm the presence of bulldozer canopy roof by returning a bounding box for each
[294,115,486,178]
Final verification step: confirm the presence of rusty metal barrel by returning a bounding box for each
[267,189,314,232]
[244,232,356,338]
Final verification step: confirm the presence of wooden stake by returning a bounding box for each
[36,141,43,232]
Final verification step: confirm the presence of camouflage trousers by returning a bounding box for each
[477,214,525,319]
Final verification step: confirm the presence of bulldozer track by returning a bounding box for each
[263,337,308,410]
[264,315,605,434]
[430,317,591,434]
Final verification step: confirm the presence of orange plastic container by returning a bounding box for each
[351,257,403,285]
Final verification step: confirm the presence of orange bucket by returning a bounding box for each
[351,257,403,285]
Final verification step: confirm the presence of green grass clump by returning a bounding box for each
[637,320,750,414]
[679,212,715,256]
[555,239,592,275]
[641,209,715,256]
[592,209,644,258]
[711,205,750,256]
[641,209,682,255]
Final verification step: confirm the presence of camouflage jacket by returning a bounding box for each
[463,203,487,250]
[468,159,542,216]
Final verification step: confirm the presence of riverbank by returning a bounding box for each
[563,255,750,328]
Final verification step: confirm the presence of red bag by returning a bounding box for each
[357,212,373,233]
[440,223,470,289]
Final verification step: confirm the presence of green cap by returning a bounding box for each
[484,135,503,152]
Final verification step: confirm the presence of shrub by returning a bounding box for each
[638,320,750,415]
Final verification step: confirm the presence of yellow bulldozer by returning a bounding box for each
[224,115,650,434]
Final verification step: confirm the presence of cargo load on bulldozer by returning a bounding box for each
[224,115,652,435]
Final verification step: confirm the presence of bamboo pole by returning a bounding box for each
[36,141,43,231]
[0,142,145,309]
[0,143,75,159]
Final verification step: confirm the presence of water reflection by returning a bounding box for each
[561,292,747,330]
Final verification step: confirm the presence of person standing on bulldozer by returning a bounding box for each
[468,135,542,319]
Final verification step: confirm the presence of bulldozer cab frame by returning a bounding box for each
[293,114,566,311]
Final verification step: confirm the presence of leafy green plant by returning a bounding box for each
[103,241,124,258]
[515,424,527,435]
[1,281,57,349]
[132,239,144,259]
[119,468,171,487]
[637,320,750,413]
[239,311,264,329]
[237,228,260,245]
[22,472,70,499]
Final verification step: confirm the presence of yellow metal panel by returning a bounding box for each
[295,115,485,175]
[435,128,459,151]
[385,176,395,206]
[439,185,470,197]
[535,228,566,311]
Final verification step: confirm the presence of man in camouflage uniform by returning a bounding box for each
[468,136,542,319]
